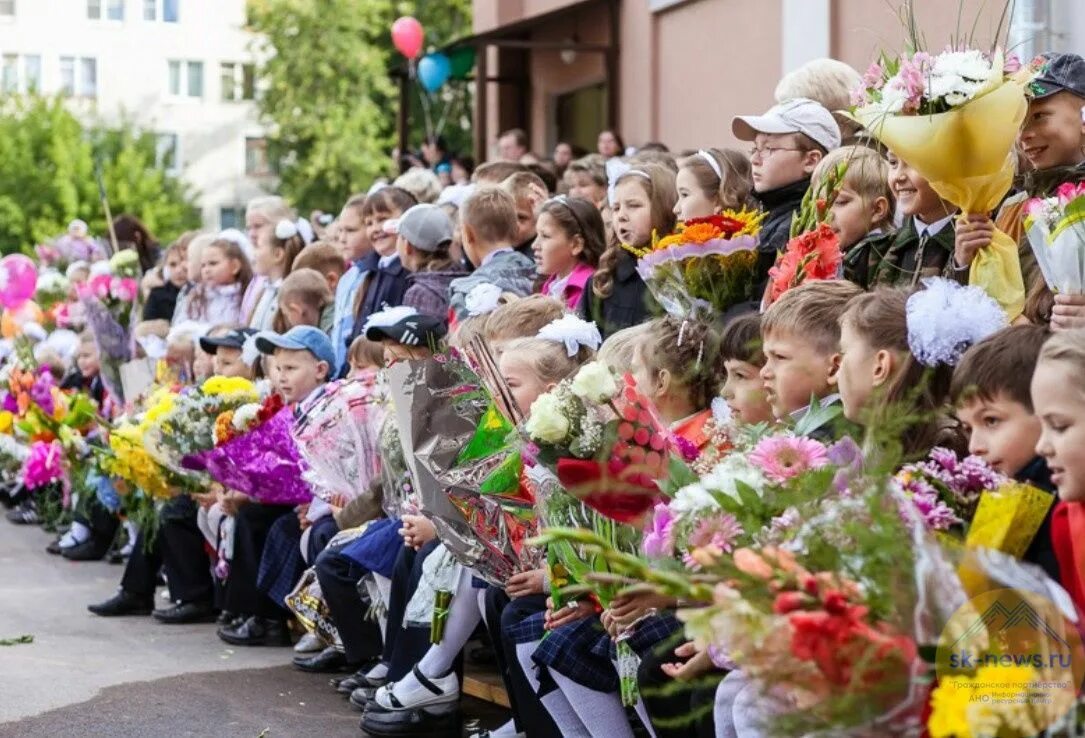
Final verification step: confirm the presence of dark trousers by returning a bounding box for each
[223,502,294,619]
[75,494,119,554]
[486,588,560,738]
[121,496,213,603]
[314,546,384,664]
[385,540,457,682]
[637,642,721,738]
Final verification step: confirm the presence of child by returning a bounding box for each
[392,203,466,319]
[719,313,774,425]
[199,326,258,380]
[274,268,333,333]
[175,238,253,325]
[247,220,305,331]
[394,166,443,204]
[502,170,548,259]
[292,240,346,296]
[760,280,862,423]
[732,97,840,285]
[867,152,959,287]
[1030,330,1085,615]
[481,294,567,357]
[347,335,386,380]
[564,155,608,210]
[953,324,1058,579]
[350,186,418,337]
[804,146,896,288]
[143,239,191,321]
[448,186,538,323]
[836,288,965,459]
[673,148,755,221]
[534,195,606,310]
[332,193,375,375]
[254,325,334,407]
[581,163,676,338]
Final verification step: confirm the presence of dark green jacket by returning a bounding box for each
[844,217,962,290]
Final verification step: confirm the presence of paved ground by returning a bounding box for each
[0,521,505,737]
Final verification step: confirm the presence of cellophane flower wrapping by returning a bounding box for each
[144,376,259,480]
[386,355,539,586]
[291,372,386,504]
[1024,182,1085,294]
[199,405,311,505]
[629,212,762,318]
[851,49,1034,319]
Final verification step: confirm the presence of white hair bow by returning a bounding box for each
[275,219,299,240]
[296,217,315,244]
[605,158,651,208]
[906,277,1007,367]
[136,334,168,361]
[217,228,254,259]
[537,315,602,357]
[241,333,262,367]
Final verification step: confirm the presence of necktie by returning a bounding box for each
[910,231,930,286]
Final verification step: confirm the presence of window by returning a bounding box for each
[167,59,180,95]
[23,55,40,91]
[245,137,270,177]
[155,132,179,174]
[163,0,178,22]
[0,1,15,17]
[107,0,124,20]
[221,62,256,101]
[89,0,124,20]
[87,0,100,18]
[144,0,178,22]
[59,56,75,96]
[220,206,243,230]
[186,60,202,97]
[1,54,16,93]
[80,57,97,98]
[143,0,155,20]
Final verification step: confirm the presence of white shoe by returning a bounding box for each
[373,666,459,710]
[292,631,325,654]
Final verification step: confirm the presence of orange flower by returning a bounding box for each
[680,222,722,244]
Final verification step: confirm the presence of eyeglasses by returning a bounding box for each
[748,146,804,161]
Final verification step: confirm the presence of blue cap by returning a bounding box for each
[1030,53,1085,100]
[254,326,336,369]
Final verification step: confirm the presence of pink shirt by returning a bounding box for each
[540,262,595,311]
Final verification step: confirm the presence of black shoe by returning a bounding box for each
[62,539,109,561]
[217,616,291,646]
[5,502,39,525]
[107,548,127,565]
[293,645,353,673]
[350,685,380,711]
[216,610,241,627]
[153,600,216,624]
[361,703,461,737]
[88,590,154,617]
[46,539,64,555]
[337,665,387,695]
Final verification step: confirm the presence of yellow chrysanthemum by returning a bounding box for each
[202,376,257,398]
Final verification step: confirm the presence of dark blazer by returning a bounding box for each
[1016,456,1061,583]
[350,256,410,343]
[578,250,654,339]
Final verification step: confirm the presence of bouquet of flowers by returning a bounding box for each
[626,211,763,318]
[850,43,1036,318]
[526,361,681,523]
[1023,181,1085,294]
[213,393,284,445]
[143,376,259,479]
[23,439,65,492]
[34,271,71,310]
[0,433,28,479]
[291,373,387,503]
[79,250,142,403]
[35,227,105,270]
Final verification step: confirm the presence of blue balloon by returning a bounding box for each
[418,53,451,92]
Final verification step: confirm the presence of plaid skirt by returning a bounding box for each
[589,612,682,661]
[532,615,618,693]
[507,609,547,645]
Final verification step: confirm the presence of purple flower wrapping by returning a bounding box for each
[201,406,312,505]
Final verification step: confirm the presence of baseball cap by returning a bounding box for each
[255,326,336,368]
[384,204,454,252]
[1029,53,1085,100]
[732,97,841,153]
[199,327,257,355]
[363,306,447,348]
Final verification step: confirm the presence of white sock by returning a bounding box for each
[65,521,91,546]
[514,641,543,692]
[477,587,488,627]
[487,718,520,737]
[123,519,138,545]
[366,662,389,681]
[713,671,747,738]
[551,669,634,738]
[417,569,481,677]
[540,687,591,738]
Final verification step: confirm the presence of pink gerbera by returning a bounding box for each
[688,512,743,553]
[748,435,829,483]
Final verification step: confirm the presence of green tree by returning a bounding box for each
[0,95,199,255]
[247,0,473,212]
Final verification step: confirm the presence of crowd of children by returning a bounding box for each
[6,47,1085,738]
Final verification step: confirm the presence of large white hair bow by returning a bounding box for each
[537,315,602,357]
[906,277,1008,367]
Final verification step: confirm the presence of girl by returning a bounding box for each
[175,239,253,325]
[564,155,608,210]
[836,287,967,459]
[247,220,305,331]
[353,187,418,331]
[719,313,774,425]
[580,163,677,338]
[534,195,606,310]
[673,148,756,222]
[243,196,296,320]
[597,129,625,160]
[347,336,385,380]
[143,238,193,322]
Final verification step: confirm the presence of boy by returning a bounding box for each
[951,324,1058,579]
[732,97,841,287]
[254,325,334,407]
[448,187,537,323]
[393,202,465,319]
[276,268,334,333]
[292,240,346,296]
[866,152,960,287]
[759,280,862,425]
[501,170,548,260]
[333,193,375,375]
[199,326,258,378]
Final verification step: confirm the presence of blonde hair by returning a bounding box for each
[775,58,862,140]
[762,280,863,355]
[484,295,567,343]
[598,323,650,370]
[1038,330,1085,397]
[813,146,894,229]
[186,233,216,278]
[292,241,346,278]
[502,171,547,202]
[348,336,385,369]
[279,267,332,310]
[246,195,295,222]
[500,336,592,385]
[564,155,606,187]
[461,185,519,245]
[629,149,678,173]
[394,167,443,204]
[676,148,757,211]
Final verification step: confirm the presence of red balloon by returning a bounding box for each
[391,16,424,60]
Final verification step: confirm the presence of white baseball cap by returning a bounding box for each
[732,98,841,153]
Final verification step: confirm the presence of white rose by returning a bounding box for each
[702,455,766,502]
[670,483,719,515]
[525,393,570,444]
[570,362,618,403]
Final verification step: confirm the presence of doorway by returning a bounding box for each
[555,82,607,152]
